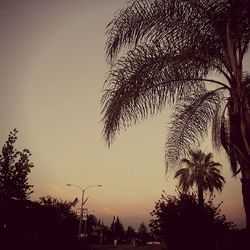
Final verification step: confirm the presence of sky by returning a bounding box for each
[0,0,248,229]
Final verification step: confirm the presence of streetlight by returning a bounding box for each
[66,184,102,240]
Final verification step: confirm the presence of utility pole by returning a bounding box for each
[66,184,102,240]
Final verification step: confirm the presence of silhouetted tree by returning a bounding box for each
[110,216,125,240]
[175,150,225,206]
[86,214,98,237]
[0,129,33,201]
[138,222,148,244]
[116,217,125,239]
[126,226,136,242]
[0,196,79,250]
[110,216,116,231]
[101,0,250,230]
[150,191,235,250]
[0,129,35,249]
[99,220,109,244]
[36,196,78,248]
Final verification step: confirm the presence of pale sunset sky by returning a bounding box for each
[0,0,248,229]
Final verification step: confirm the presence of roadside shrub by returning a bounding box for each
[150,191,235,250]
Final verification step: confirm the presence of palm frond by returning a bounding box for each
[102,0,250,182]
[175,168,191,192]
[106,0,229,63]
[189,150,203,163]
[174,168,189,178]
[101,42,219,145]
[165,87,225,167]
[180,158,195,169]
[227,0,250,62]
[204,152,213,163]
[174,150,225,198]
[209,162,222,168]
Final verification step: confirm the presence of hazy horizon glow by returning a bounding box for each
[0,0,247,229]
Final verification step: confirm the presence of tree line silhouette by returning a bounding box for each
[0,130,151,249]
[0,126,246,250]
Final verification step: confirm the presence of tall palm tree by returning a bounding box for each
[175,150,225,206]
[101,0,250,229]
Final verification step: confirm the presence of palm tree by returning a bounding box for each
[101,0,250,229]
[175,150,225,206]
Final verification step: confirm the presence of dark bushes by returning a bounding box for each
[150,191,236,250]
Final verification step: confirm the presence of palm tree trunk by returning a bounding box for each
[241,167,250,232]
[229,95,250,233]
[197,184,204,207]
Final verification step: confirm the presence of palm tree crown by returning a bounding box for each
[102,0,250,169]
[175,150,225,206]
[101,0,250,229]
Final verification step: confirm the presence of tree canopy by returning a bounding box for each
[150,191,235,250]
[0,129,33,201]
[175,150,225,206]
[111,216,125,239]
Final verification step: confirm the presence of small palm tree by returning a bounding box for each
[175,150,225,206]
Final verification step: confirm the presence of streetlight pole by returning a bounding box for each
[79,189,85,240]
[66,184,102,241]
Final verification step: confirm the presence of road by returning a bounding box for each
[89,244,162,250]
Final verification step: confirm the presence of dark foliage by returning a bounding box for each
[110,216,125,240]
[126,226,136,242]
[37,196,78,244]
[138,222,149,244]
[150,191,235,250]
[86,214,98,233]
[175,150,225,206]
[0,197,79,250]
[85,214,98,243]
[0,129,33,201]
